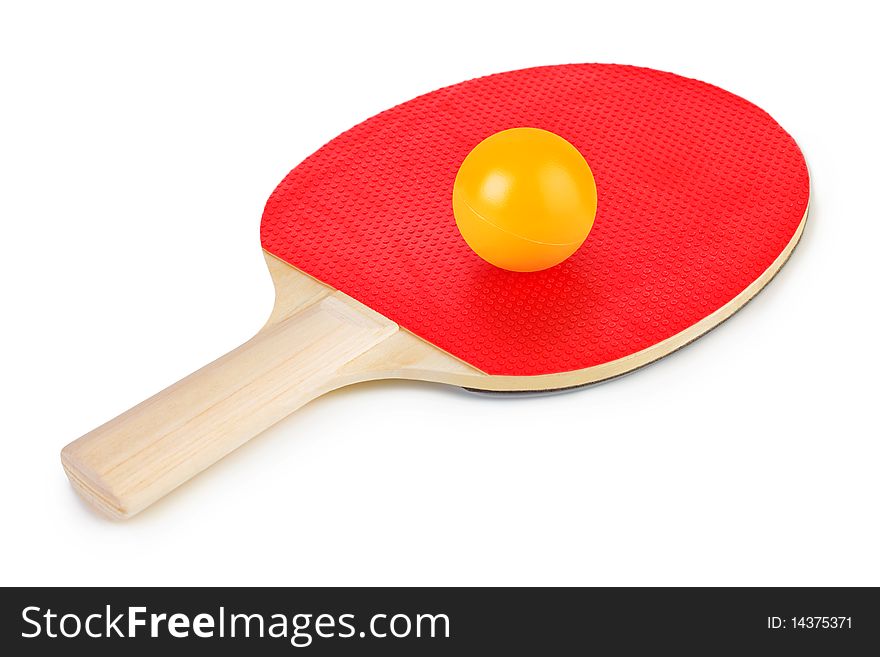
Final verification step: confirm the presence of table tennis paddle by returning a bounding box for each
[62,64,810,519]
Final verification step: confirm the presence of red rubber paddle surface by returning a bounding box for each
[261,65,809,376]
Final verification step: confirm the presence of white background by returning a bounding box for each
[1,1,877,586]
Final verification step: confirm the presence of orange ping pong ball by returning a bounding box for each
[452,127,597,272]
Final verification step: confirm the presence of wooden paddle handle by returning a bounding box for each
[61,293,396,519]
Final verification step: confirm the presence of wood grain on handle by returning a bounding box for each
[61,292,397,519]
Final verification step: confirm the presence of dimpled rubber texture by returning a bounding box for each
[261,65,809,376]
